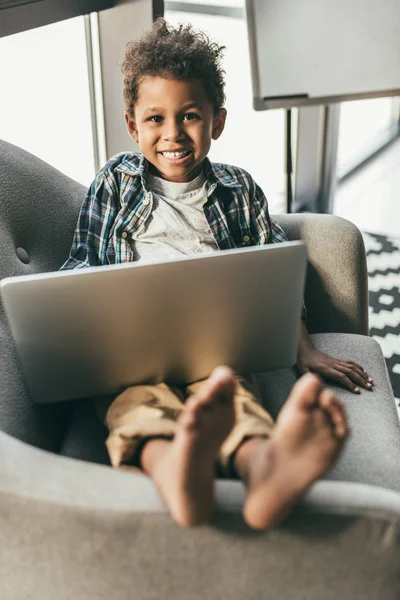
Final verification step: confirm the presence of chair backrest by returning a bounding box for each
[0,139,85,281]
[0,140,85,450]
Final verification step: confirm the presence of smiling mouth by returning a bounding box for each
[160,150,192,159]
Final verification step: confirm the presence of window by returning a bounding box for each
[0,16,95,186]
[337,97,399,178]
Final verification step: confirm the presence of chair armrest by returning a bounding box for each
[1,430,399,599]
[273,214,369,335]
[1,427,399,516]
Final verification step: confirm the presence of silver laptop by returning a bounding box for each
[0,241,307,403]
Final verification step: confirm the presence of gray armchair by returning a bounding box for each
[0,139,399,599]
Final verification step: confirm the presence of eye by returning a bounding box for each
[183,112,200,121]
[147,115,163,123]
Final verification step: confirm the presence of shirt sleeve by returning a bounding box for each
[252,182,307,321]
[248,181,288,244]
[60,170,118,270]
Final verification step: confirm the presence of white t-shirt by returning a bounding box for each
[132,170,219,262]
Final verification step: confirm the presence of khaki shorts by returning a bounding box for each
[98,375,274,476]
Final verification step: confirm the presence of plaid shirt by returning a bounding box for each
[61,153,289,270]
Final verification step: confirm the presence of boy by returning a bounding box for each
[62,19,373,529]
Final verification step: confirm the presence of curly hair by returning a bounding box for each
[121,18,226,117]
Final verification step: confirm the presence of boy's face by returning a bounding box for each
[125,76,226,183]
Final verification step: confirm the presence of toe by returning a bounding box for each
[179,406,198,430]
[209,367,236,400]
[182,366,236,430]
[287,373,324,409]
[210,365,235,382]
[197,366,236,406]
[319,390,349,439]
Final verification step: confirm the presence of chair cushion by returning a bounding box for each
[60,398,111,465]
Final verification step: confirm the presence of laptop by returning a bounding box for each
[0,241,307,403]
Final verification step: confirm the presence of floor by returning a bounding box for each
[334,138,400,237]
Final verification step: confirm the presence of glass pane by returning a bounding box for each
[0,17,95,186]
[165,10,286,213]
[337,97,396,177]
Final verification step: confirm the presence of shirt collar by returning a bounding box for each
[114,153,148,178]
[202,157,242,188]
[114,153,241,189]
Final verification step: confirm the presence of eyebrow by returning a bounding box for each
[180,102,201,111]
[143,106,162,115]
[142,102,201,116]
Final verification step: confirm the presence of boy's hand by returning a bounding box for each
[296,348,374,394]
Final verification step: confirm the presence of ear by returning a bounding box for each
[125,112,139,144]
[212,108,227,141]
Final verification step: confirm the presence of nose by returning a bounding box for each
[162,118,185,142]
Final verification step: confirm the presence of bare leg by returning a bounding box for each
[140,366,236,527]
[234,373,349,530]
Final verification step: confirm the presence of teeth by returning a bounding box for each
[161,150,190,159]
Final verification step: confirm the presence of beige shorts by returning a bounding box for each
[98,375,274,475]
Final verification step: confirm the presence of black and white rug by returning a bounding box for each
[363,232,400,413]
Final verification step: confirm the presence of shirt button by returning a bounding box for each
[143,198,150,206]
[121,231,128,239]
[243,235,250,243]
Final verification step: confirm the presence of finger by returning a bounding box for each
[343,359,364,372]
[336,365,373,390]
[338,361,369,381]
[342,360,374,384]
[327,369,361,394]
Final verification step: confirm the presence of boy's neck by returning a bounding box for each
[148,159,206,183]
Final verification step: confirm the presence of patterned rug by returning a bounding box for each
[363,232,400,412]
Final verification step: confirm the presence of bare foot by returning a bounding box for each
[141,366,236,527]
[236,373,349,530]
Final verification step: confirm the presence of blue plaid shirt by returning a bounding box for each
[61,152,288,269]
